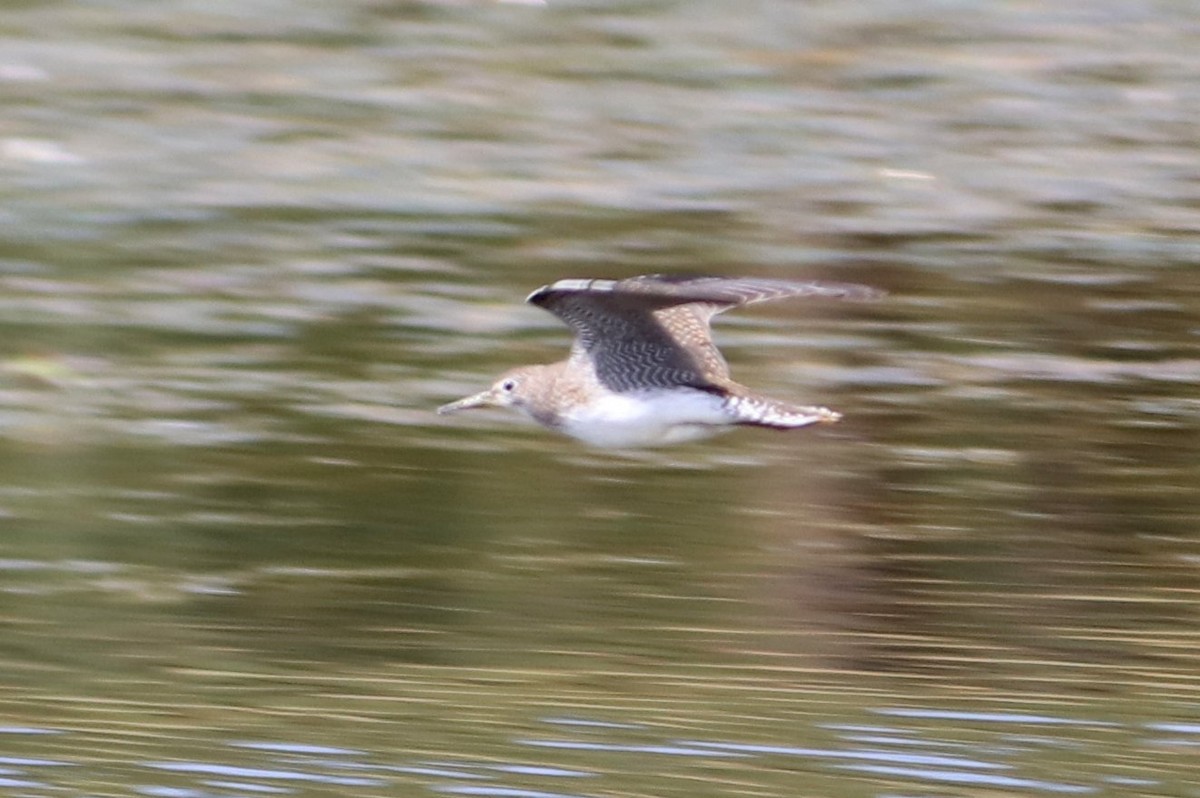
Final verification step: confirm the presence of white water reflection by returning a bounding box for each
[65,704,1184,797]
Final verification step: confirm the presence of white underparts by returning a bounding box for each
[555,389,734,448]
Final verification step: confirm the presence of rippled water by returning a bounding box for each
[2,0,1199,796]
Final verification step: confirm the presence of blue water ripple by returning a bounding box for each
[875,708,1118,727]
[144,761,383,786]
[840,763,1095,793]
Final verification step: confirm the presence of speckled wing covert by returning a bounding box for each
[526,275,879,394]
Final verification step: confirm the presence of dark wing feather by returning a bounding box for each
[527,275,880,394]
[529,290,718,392]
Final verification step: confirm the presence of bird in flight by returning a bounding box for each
[438,274,879,448]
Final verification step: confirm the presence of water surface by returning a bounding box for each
[2,1,1198,796]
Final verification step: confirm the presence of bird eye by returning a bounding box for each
[501,379,516,392]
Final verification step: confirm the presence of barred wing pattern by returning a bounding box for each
[530,290,717,393]
[527,275,876,394]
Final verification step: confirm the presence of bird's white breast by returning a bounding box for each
[557,389,733,448]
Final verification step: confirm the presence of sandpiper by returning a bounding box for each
[438,275,878,448]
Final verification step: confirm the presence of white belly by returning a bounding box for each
[557,390,732,448]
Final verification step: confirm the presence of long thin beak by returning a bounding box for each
[437,389,496,415]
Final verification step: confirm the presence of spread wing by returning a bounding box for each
[526,275,878,394]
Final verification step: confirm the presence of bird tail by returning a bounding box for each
[722,393,842,429]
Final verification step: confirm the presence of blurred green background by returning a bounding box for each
[1,1,1197,796]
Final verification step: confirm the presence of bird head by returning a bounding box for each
[437,366,544,416]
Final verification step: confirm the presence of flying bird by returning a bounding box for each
[438,274,879,447]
